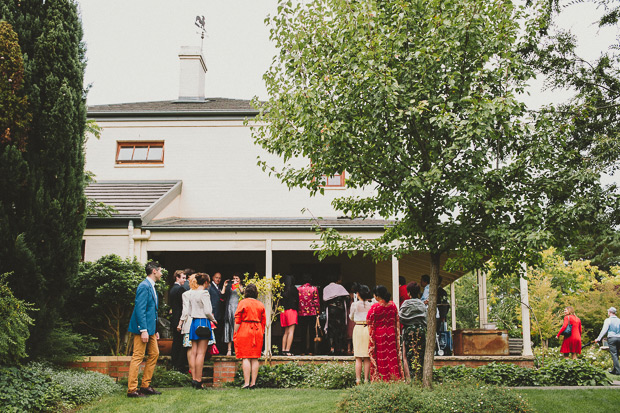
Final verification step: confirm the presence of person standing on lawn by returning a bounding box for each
[556,306,582,359]
[234,283,266,389]
[595,307,620,375]
[127,261,163,398]
[169,270,187,372]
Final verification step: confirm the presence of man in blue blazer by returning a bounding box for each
[127,261,163,398]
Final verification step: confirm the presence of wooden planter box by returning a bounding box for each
[452,329,509,356]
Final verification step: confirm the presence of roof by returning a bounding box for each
[143,217,393,231]
[87,98,259,118]
[85,180,182,223]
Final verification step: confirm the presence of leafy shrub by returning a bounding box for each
[435,360,610,387]
[34,363,120,407]
[539,359,610,386]
[117,366,192,387]
[0,273,35,365]
[338,381,533,413]
[0,362,121,412]
[231,362,355,389]
[534,345,612,370]
[0,364,62,412]
[36,321,99,363]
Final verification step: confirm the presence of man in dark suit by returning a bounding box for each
[127,261,163,398]
[168,270,187,372]
[209,272,228,353]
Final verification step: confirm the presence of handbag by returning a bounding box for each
[314,315,323,343]
[195,325,212,339]
[561,318,572,338]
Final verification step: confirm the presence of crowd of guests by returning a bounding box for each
[167,268,265,389]
[128,262,619,396]
[276,273,451,384]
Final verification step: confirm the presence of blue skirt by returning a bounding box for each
[189,318,213,341]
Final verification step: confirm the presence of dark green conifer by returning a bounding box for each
[1,0,87,357]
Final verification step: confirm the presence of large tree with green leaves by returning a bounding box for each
[0,0,87,357]
[254,0,617,387]
[530,0,620,270]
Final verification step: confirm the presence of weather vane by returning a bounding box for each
[195,15,206,51]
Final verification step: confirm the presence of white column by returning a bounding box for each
[477,270,485,328]
[450,282,456,331]
[128,220,135,259]
[264,239,273,356]
[520,263,533,356]
[481,270,488,327]
[391,256,399,302]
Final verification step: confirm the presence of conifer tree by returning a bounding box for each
[0,0,87,357]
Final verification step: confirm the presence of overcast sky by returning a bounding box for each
[77,0,617,106]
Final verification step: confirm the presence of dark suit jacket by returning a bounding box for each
[169,283,185,327]
[209,282,223,320]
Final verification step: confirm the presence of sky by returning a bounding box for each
[77,0,617,106]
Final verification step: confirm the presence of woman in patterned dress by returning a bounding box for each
[399,282,427,380]
[367,285,403,381]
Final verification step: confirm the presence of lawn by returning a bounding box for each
[518,388,620,412]
[79,388,347,413]
[79,386,620,412]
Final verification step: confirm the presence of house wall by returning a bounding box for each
[83,228,130,262]
[85,118,374,220]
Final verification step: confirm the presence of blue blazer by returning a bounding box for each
[128,278,158,335]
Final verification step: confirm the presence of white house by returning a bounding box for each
[83,47,534,357]
[84,46,463,294]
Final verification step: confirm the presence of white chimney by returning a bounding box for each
[178,46,207,102]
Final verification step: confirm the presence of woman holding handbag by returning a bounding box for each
[556,306,582,359]
[179,273,217,389]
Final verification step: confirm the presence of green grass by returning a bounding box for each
[518,388,620,412]
[79,386,620,413]
[79,388,346,413]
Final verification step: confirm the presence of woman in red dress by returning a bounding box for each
[556,306,582,359]
[233,283,266,389]
[367,285,403,382]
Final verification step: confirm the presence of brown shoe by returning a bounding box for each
[139,386,162,395]
[127,391,147,398]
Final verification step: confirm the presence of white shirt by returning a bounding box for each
[596,314,620,341]
[146,277,157,306]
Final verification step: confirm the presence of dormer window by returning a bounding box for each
[116,141,164,164]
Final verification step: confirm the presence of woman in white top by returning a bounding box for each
[178,273,216,389]
[349,284,374,384]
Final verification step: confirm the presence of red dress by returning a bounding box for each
[233,298,266,359]
[558,314,582,354]
[367,301,403,381]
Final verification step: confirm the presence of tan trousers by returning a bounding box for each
[127,333,159,393]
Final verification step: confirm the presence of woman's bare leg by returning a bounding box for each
[363,357,370,382]
[285,325,296,352]
[355,357,362,383]
[250,359,260,386]
[242,358,251,387]
[193,340,209,384]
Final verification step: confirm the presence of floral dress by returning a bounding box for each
[367,301,404,381]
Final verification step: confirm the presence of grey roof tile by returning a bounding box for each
[87,98,259,117]
[85,181,181,217]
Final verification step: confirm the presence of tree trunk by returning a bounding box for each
[422,252,441,388]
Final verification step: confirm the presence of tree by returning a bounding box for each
[66,255,158,356]
[529,1,620,270]
[0,273,35,365]
[254,0,611,387]
[0,0,87,357]
[528,269,561,348]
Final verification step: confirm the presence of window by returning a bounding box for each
[116,141,164,164]
[319,171,345,187]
